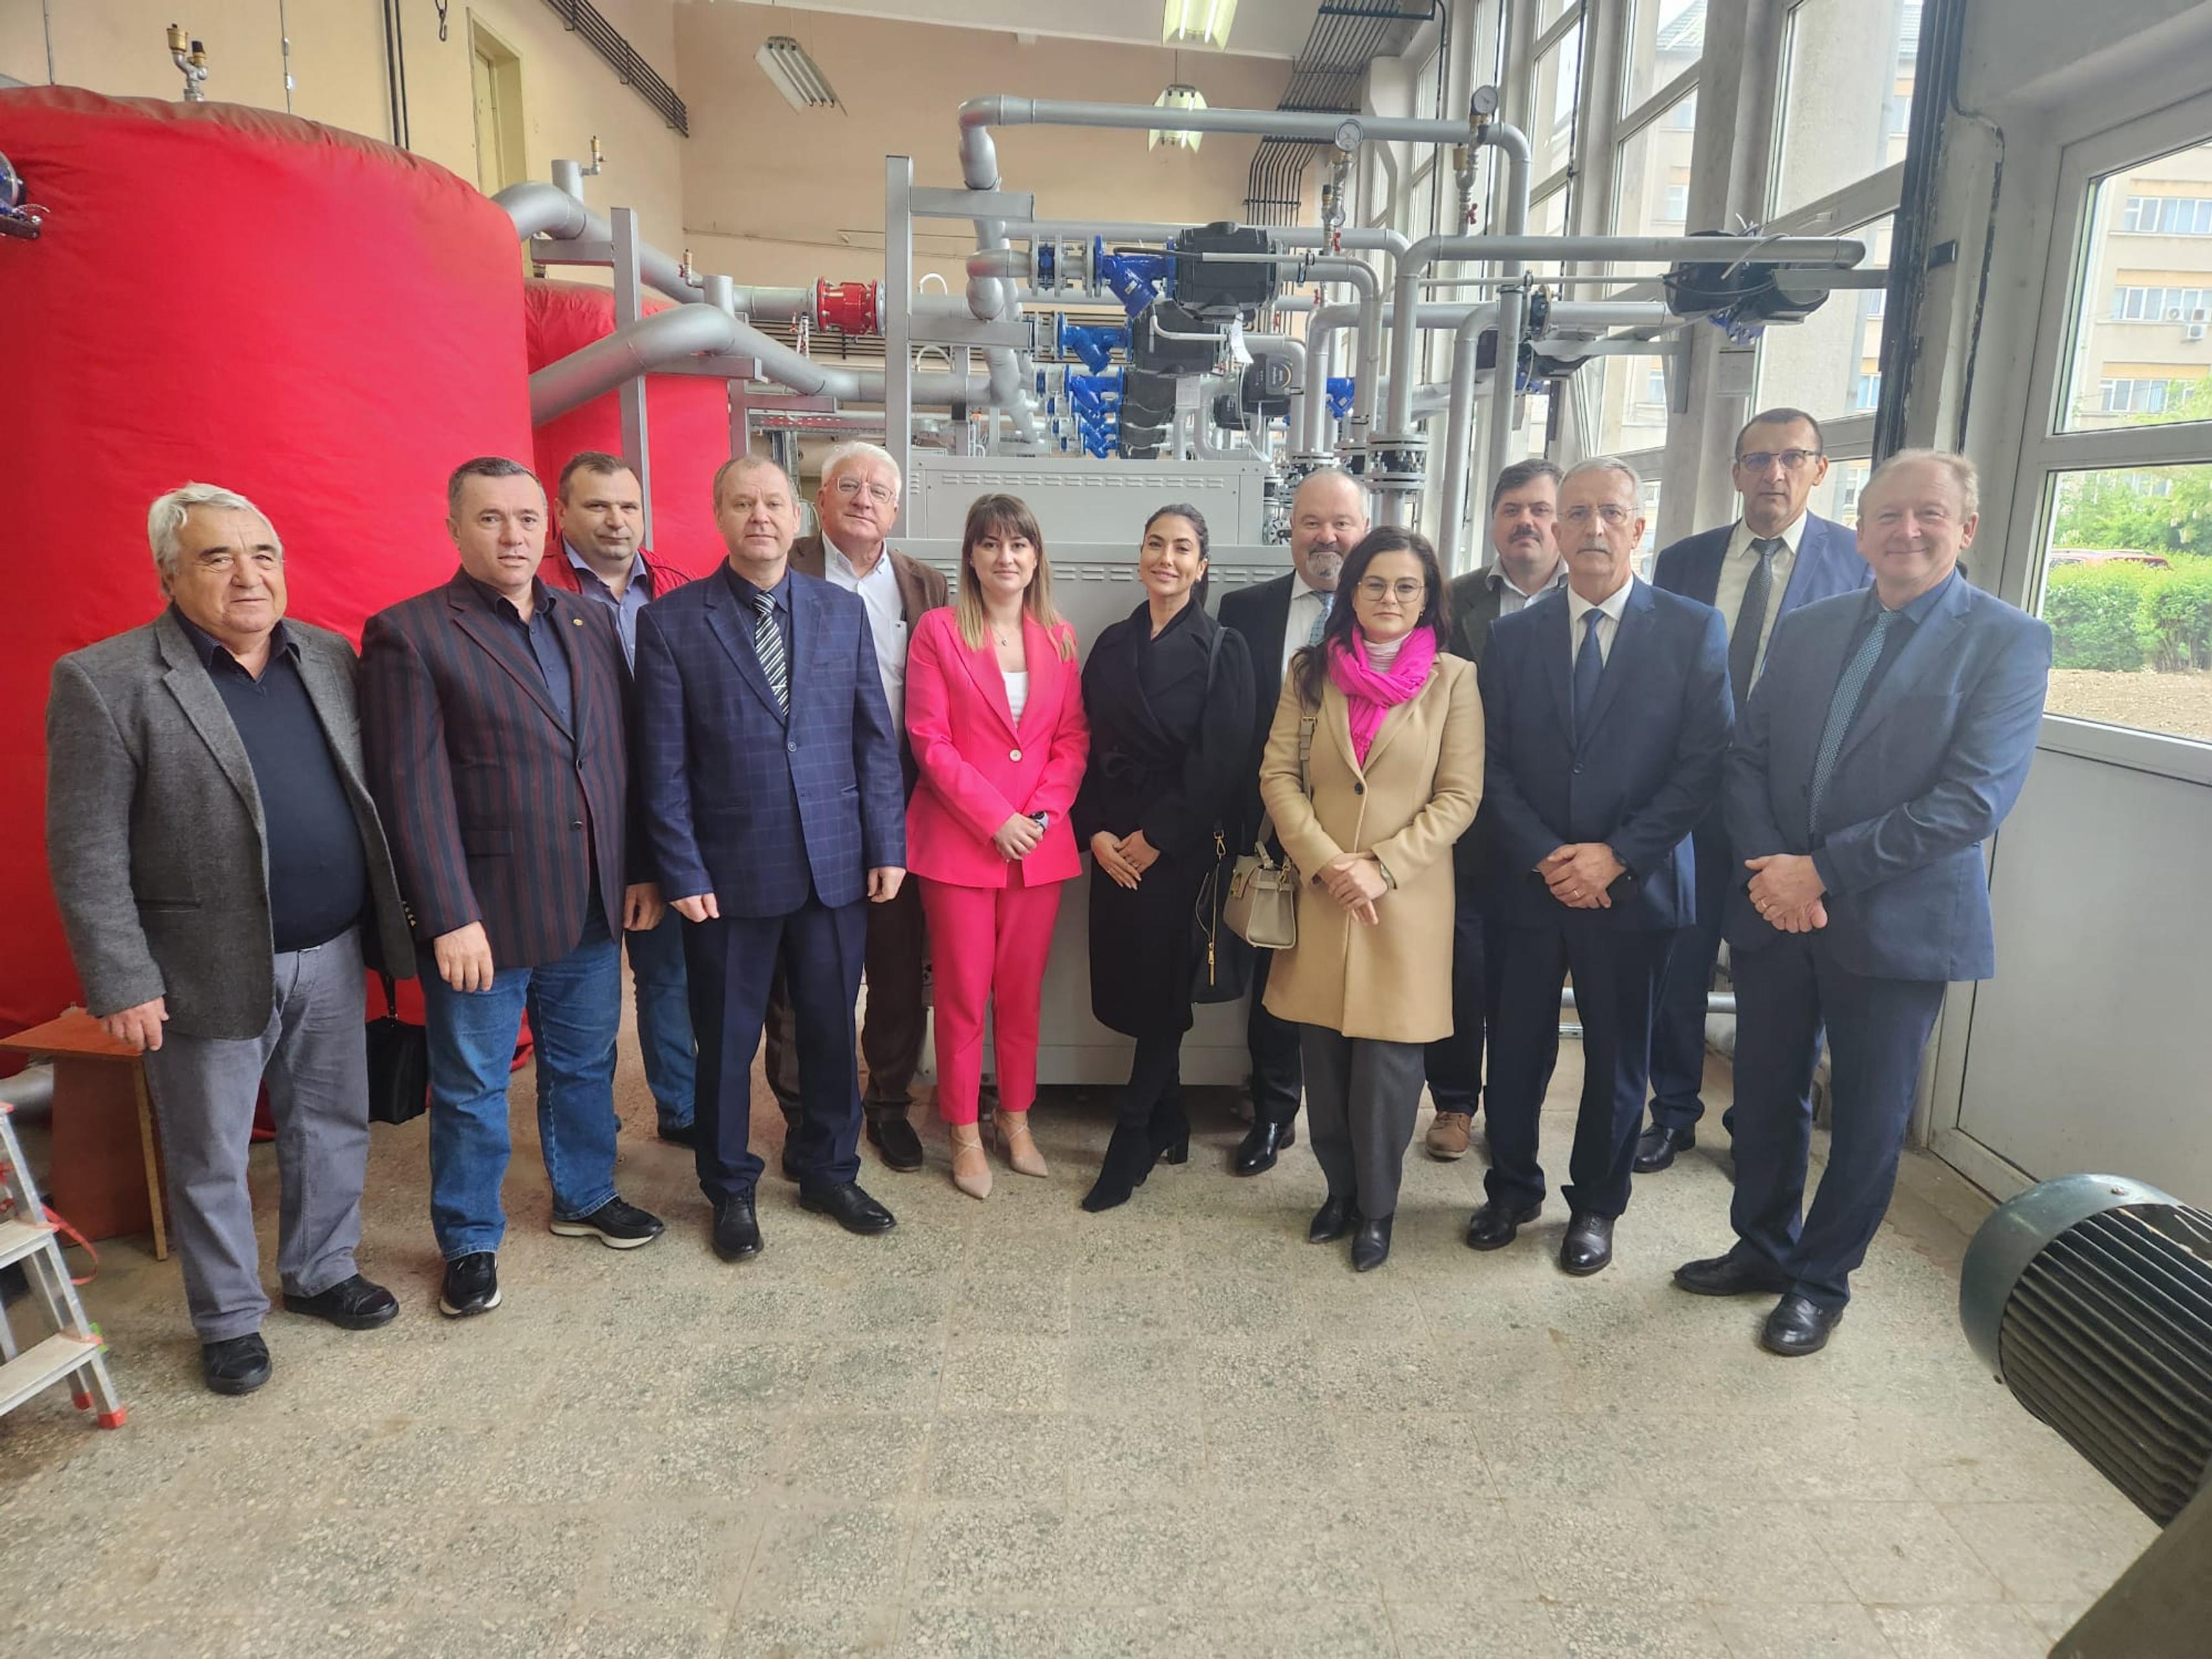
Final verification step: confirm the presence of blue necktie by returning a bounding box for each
[1807,609,1895,833]
[1307,592,1333,647]
[1572,609,1605,740]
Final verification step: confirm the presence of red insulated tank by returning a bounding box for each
[0,89,535,1039]
[525,278,734,575]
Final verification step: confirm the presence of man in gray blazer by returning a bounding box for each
[47,483,416,1397]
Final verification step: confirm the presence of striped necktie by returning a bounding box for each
[752,591,789,717]
[1307,591,1333,647]
[1807,609,1895,833]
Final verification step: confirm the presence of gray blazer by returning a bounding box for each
[46,610,415,1039]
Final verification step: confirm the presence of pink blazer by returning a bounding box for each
[904,607,1090,887]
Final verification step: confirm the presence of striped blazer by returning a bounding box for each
[361,570,634,970]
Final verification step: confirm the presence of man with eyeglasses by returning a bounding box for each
[1467,458,1730,1279]
[767,441,948,1175]
[1635,410,1872,1176]
[1220,466,1367,1176]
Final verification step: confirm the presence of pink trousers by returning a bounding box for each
[918,872,1064,1126]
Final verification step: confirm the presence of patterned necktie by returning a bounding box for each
[1730,537,1782,712]
[1572,609,1606,739]
[1807,609,1895,833]
[752,591,789,717]
[1307,592,1333,647]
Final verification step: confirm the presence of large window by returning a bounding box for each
[1770,0,1918,218]
[1530,19,1583,189]
[1757,215,1893,419]
[1622,0,1703,116]
[2062,137,2212,432]
[2121,194,2212,235]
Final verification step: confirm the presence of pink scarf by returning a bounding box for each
[1329,627,1438,765]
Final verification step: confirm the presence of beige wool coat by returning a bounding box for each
[1257,651,1484,1044]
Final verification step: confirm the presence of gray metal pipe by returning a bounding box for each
[960,94,1475,152]
[1243,333,1308,456]
[495,180,813,321]
[953,117,1042,445]
[1476,123,1534,540]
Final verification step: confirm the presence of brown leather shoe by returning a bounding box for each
[1425,1111,1474,1161]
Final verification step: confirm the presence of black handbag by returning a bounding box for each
[365,972,430,1126]
[1190,623,1255,1006]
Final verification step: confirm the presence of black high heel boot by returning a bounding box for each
[1147,1089,1191,1166]
[1081,1124,1158,1212]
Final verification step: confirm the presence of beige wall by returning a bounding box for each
[2,0,686,270]
[673,3,1292,288]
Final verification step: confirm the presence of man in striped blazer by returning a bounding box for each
[363,457,668,1321]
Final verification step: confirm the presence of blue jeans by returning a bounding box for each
[420,905,622,1259]
[626,910,696,1133]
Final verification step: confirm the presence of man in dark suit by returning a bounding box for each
[764,441,947,1176]
[1428,457,1566,1161]
[1637,409,1874,1173]
[541,451,702,1152]
[48,484,415,1395]
[1217,466,1365,1175]
[633,456,909,1262]
[1676,450,2050,1356]
[1467,458,1732,1277]
[364,458,668,1323]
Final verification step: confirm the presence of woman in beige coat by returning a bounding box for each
[1258,528,1483,1270]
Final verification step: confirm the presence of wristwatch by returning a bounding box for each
[1029,811,1051,831]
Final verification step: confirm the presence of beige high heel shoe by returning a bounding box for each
[948,1122,992,1199]
[995,1109,1049,1178]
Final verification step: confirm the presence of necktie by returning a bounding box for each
[1807,609,1894,833]
[1730,537,1782,711]
[752,591,789,717]
[1572,609,1606,740]
[1307,592,1333,647]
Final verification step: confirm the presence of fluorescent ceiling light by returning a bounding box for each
[1150,83,1207,150]
[756,36,840,111]
[1163,0,1237,49]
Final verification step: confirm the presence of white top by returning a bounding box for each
[1714,511,1806,681]
[824,535,907,725]
[1003,668,1030,725]
[1566,575,1637,667]
[1281,579,1335,676]
[1360,633,1406,671]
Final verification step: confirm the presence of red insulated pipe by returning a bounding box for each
[815,279,881,334]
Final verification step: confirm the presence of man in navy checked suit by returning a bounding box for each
[633,456,909,1262]
[1637,410,1873,1174]
[1675,451,2050,1356]
[1466,458,1733,1279]
[364,458,669,1322]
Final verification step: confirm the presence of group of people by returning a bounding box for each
[43,410,2051,1398]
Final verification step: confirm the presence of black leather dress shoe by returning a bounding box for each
[437,1252,500,1318]
[1674,1249,1792,1297]
[1633,1122,1695,1173]
[282,1273,399,1330]
[201,1332,272,1396]
[711,1196,763,1262]
[800,1181,898,1235]
[1307,1193,1359,1243]
[1560,1212,1615,1276]
[1351,1214,1394,1272]
[1233,1116,1297,1176]
[1464,1200,1543,1251]
[1761,1294,1842,1356]
[867,1113,926,1172]
[656,1120,698,1150]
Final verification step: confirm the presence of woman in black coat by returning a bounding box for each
[1072,504,1253,1212]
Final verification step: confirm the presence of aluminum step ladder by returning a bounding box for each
[0,1100,126,1430]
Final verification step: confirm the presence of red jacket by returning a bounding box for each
[537,543,703,598]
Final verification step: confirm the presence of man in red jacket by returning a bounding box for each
[540,452,703,1152]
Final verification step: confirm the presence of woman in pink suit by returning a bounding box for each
[905,494,1090,1198]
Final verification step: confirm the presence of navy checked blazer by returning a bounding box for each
[632,565,906,918]
[361,572,636,970]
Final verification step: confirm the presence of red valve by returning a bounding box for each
[815,279,880,334]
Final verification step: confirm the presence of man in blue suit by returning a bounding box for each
[1675,450,2050,1355]
[1636,409,1873,1174]
[1467,458,1732,1277]
[632,456,909,1261]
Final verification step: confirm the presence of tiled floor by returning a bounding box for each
[0,1039,2152,1657]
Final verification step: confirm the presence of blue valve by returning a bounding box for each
[1056,317,1130,375]
[1325,377,1355,419]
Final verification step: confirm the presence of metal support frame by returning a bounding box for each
[609,206,653,548]
[885,157,916,535]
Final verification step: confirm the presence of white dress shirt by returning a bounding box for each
[1712,511,1805,681]
[1488,558,1567,618]
[1566,575,1638,668]
[823,535,907,726]
[1281,579,1335,677]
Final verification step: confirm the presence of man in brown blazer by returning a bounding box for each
[765,441,948,1173]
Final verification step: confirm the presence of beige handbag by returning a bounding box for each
[1224,713,1314,951]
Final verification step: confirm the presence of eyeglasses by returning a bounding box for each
[1559,504,1635,526]
[1734,449,1824,473]
[1356,577,1425,602]
[832,478,898,505]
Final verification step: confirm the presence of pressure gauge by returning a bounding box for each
[1469,84,1502,120]
[1334,118,1363,153]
